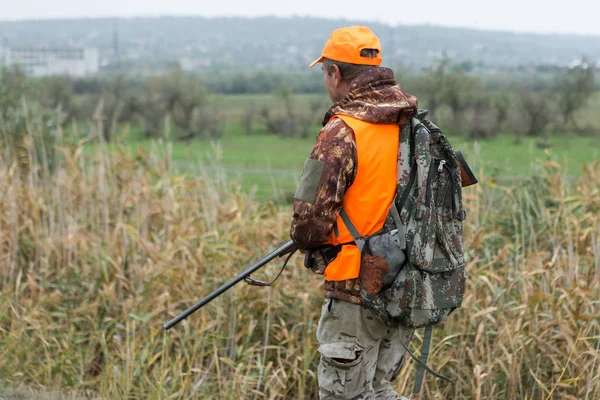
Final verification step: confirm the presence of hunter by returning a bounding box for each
[290,26,418,399]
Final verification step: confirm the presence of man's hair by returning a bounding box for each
[323,48,379,82]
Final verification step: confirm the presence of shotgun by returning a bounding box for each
[163,239,297,330]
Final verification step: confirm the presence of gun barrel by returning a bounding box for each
[163,239,296,330]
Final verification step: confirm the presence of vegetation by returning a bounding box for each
[0,54,599,399]
[1,61,598,205]
[0,114,598,399]
[3,57,599,145]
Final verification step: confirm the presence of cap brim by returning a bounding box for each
[309,55,324,68]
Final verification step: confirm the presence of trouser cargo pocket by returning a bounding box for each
[318,342,365,399]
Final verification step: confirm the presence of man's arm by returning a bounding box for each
[290,118,357,249]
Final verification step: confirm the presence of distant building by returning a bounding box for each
[568,57,592,70]
[0,44,99,77]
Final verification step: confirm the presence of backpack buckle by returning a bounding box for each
[414,209,425,221]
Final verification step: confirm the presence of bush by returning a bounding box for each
[510,90,556,139]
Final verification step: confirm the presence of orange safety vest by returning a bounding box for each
[324,114,399,281]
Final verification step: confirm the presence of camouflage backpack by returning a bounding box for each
[338,110,477,392]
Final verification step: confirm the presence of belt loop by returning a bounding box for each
[327,298,334,313]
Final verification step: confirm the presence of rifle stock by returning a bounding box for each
[455,150,478,187]
[163,239,297,330]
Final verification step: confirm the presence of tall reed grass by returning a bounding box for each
[0,109,598,399]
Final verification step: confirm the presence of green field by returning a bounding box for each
[111,132,598,203]
[93,92,600,202]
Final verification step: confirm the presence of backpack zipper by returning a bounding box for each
[438,160,446,172]
[425,160,440,208]
[426,159,466,220]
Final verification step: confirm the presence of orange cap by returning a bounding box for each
[309,26,382,68]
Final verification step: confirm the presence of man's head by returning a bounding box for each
[310,26,382,103]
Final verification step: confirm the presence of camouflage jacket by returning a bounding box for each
[290,67,418,304]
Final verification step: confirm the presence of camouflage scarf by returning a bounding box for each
[323,67,418,127]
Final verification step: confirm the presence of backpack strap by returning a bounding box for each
[392,163,417,250]
[398,326,453,394]
[339,209,365,252]
[388,199,404,234]
[413,325,433,394]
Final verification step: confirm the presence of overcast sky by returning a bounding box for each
[2,0,600,36]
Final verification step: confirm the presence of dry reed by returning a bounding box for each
[0,118,598,400]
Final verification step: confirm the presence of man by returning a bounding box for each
[290,26,418,400]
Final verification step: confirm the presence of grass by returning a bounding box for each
[449,134,599,179]
[117,135,313,202]
[0,115,599,399]
[104,128,599,203]
[211,93,328,119]
[0,387,95,399]
[85,90,600,203]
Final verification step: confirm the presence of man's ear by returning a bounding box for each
[332,64,343,87]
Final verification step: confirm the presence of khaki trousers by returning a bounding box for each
[316,299,414,400]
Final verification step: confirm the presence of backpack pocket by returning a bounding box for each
[435,160,465,268]
[383,263,467,329]
[407,159,465,273]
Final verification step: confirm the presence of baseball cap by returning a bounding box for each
[309,26,382,68]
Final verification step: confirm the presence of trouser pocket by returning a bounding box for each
[318,342,366,399]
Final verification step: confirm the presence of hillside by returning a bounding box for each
[1,16,599,72]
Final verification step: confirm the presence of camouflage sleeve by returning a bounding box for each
[290,118,357,249]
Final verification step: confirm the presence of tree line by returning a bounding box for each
[0,58,597,145]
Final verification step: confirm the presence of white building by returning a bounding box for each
[0,45,99,77]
